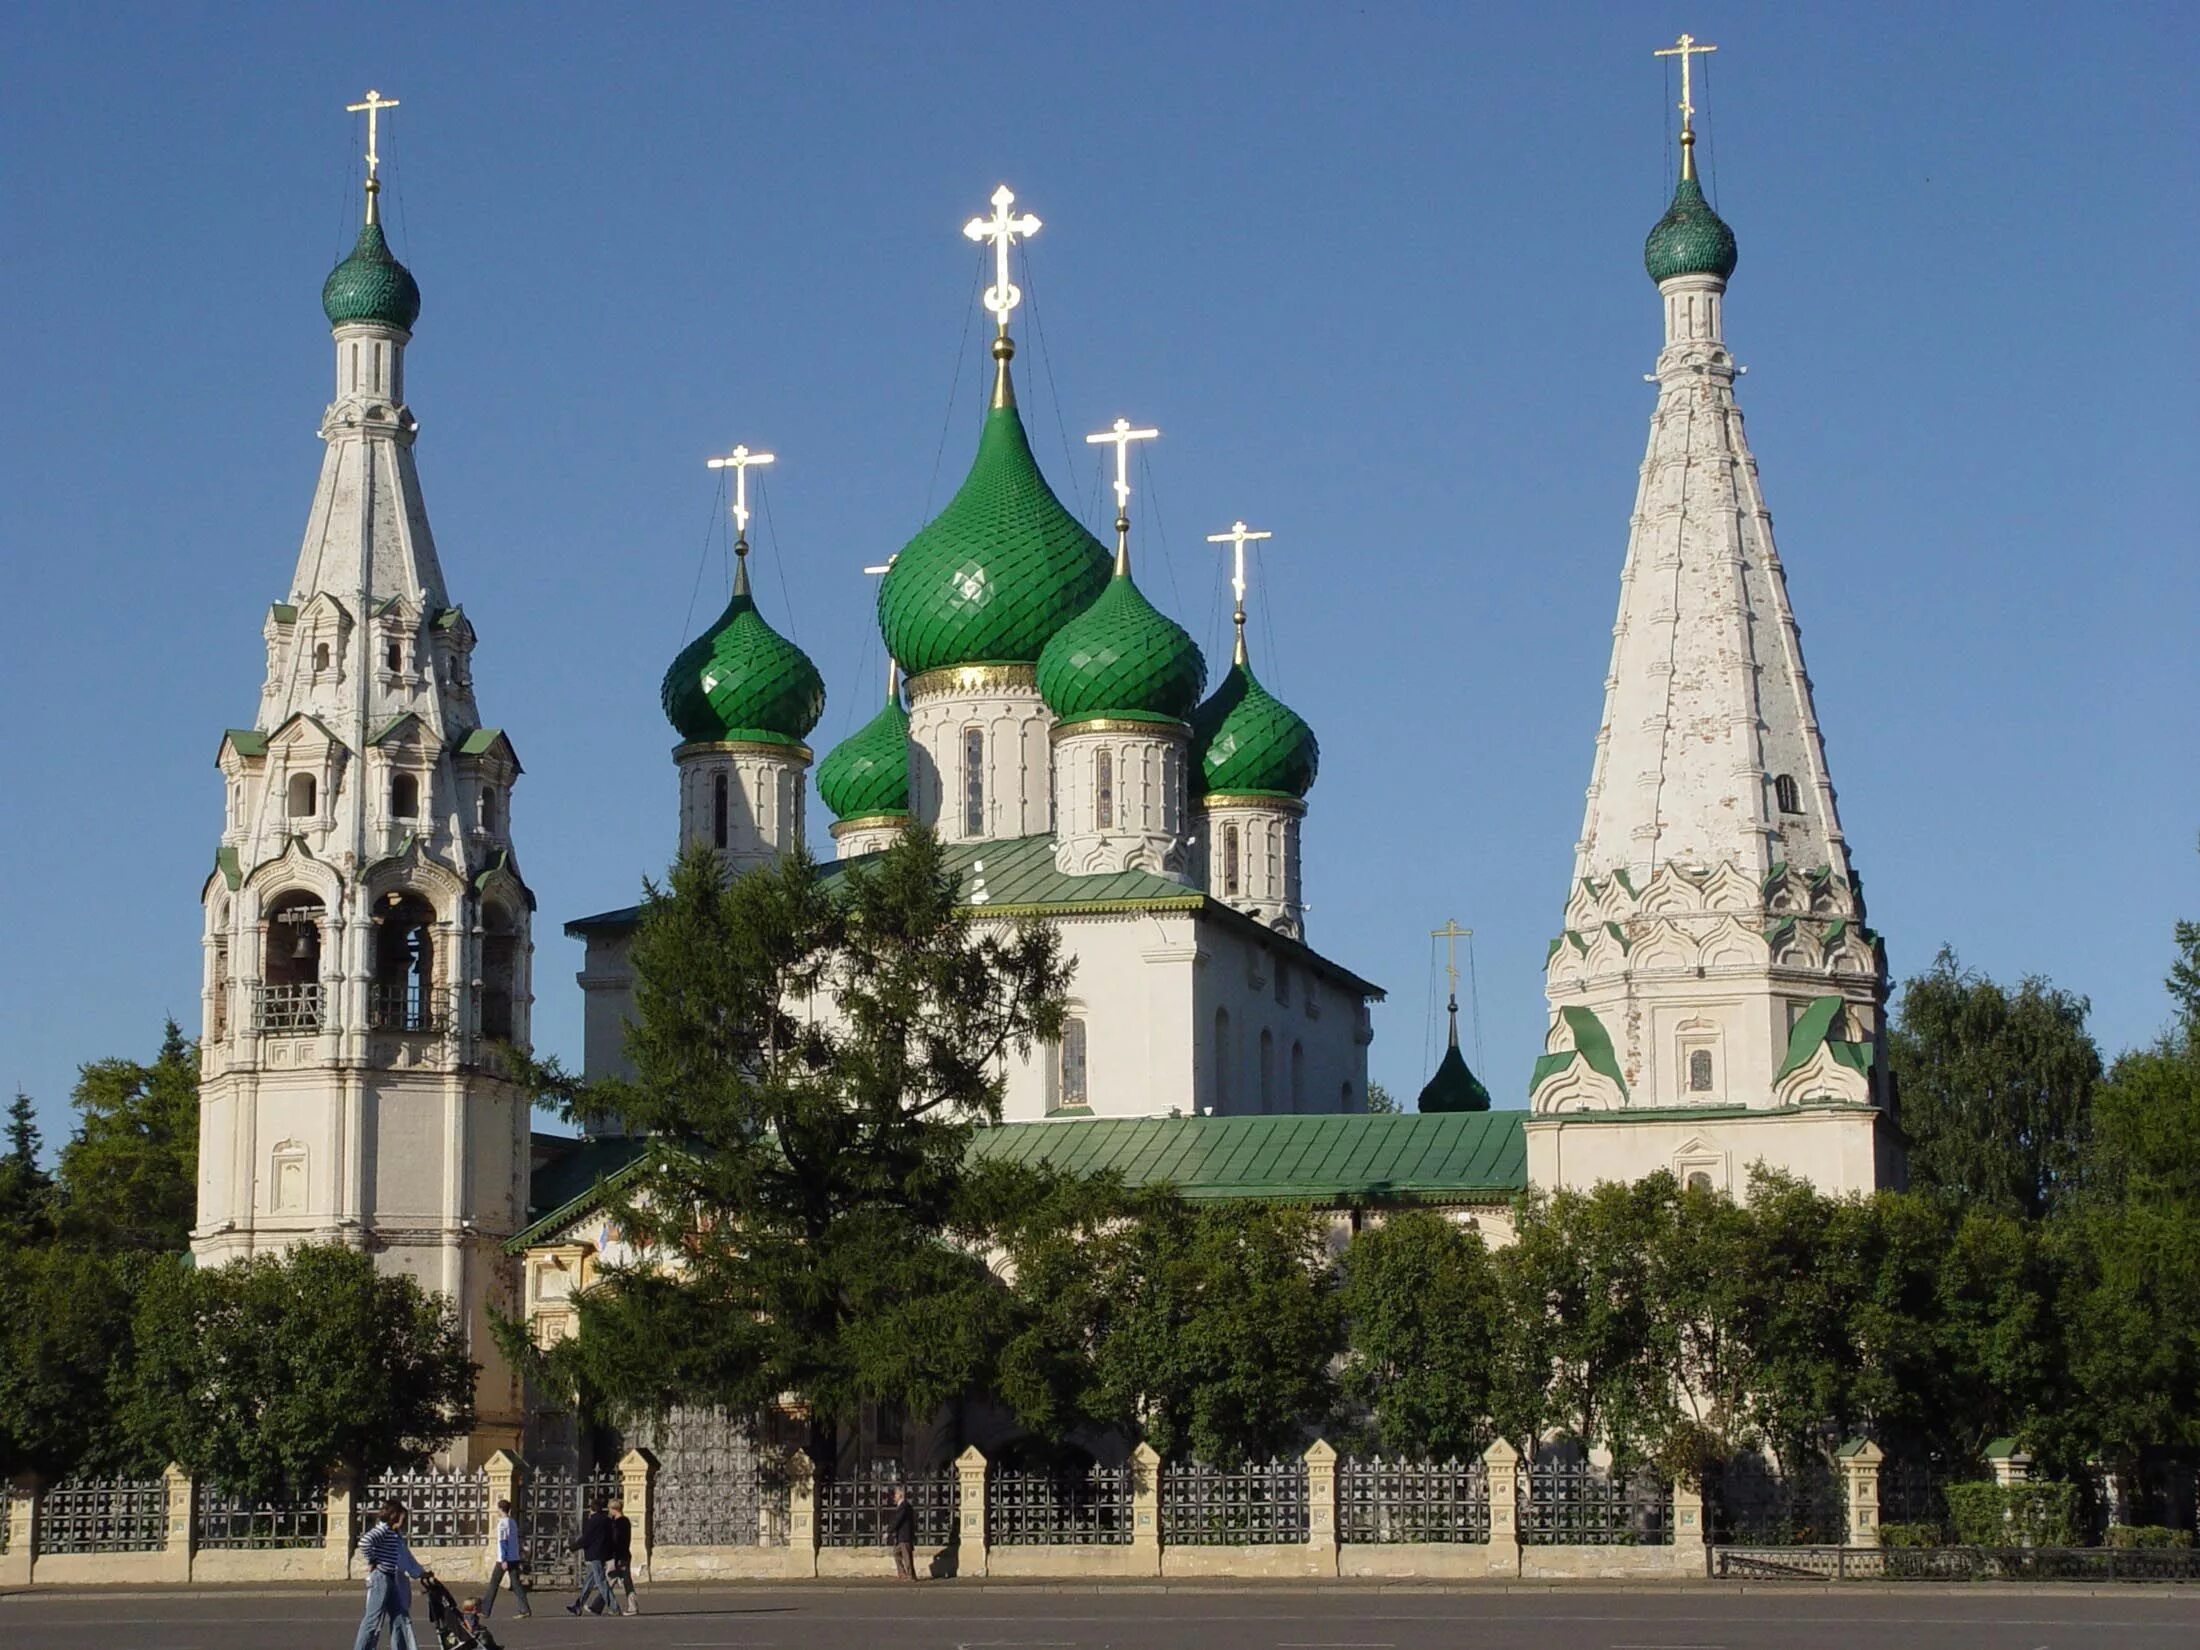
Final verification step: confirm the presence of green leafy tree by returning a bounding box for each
[1363,1082,1400,1115]
[0,1244,141,1479]
[1889,948,2100,1219]
[524,830,1071,1451]
[123,1244,475,1494]
[1339,1208,1503,1458]
[58,1020,200,1250]
[0,1090,52,1247]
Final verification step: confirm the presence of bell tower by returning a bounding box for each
[194,93,532,1455]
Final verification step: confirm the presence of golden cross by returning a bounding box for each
[1086,418,1159,574]
[963,184,1042,335]
[1431,919,1472,998]
[1654,33,1717,127]
[706,444,776,544]
[1206,520,1274,665]
[345,89,400,185]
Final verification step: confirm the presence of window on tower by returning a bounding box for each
[1057,1017,1088,1111]
[370,892,440,1032]
[482,901,520,1043]
[390,773,419,819]
[1259,1029,1276,1113]
[1774,773,1802,814]
[385,640,403,673]
[713,772,729,850]
[1222,825,1241,898]
[313,641,331,673]
[1213,1007,1231,1112]
[1094,749,1114,831]
[287,772,317,819]
[1688,1048,1715,1092]
[962,728,985,837]
[478,787,500,835]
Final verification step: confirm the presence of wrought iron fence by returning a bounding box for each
[194,1485,328,1549]
[1879,1460,1951,1534]
[987,1464,1136,1546]
[1338,1456,1491,1544]
[40,1478,168,1554]
[817,1463,956,1549]
[359,1469,490,1549]
[1709,1453,1848,1545]
[1718,1545,2200,1583]
[253,982,323,1034]
[1522,1459,1671,1546]
[518,1467,623,1583]
[1159,1458,1309,1546]
[368,983,452,1034]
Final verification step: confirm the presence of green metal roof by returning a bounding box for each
[322,218,422,331]
[565,833,1382,999]
[1190,657,1318,800]
[815,690,911,820]
[661,560,825,747]
[1416,1041,1493,1114]
[970,1112,1526,1203]
[1036,570,1205,725]
[1644,175,1739,284]
[221,728,269,758]
[512,1133,658,1249]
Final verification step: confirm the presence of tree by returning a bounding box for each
[527,830,1071,1450]
[0,1243,141,1480]
[0,1090,52,1247]
[1339,1208,1503,1458]
[1889,948,2100,1219]
[58,1019,200,1250]
[1364,1082,1400,1115]
[122,1244,475,1494]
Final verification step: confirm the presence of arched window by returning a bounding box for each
[313,641,331,673]
[1094,750,1114,832]
[712,772,729,850]
[962,728,986,837]
[1774,773,1802,814]
[1163,751,1181,834]
[390,773,419,819]
[1687,1171,1714,1195]
[287,772,317,818]
[371,892,438,1031]
[1688,1048,1715,1092]
[1223,824,1241,897]
[1259,1030,1276,1113]
[271,1142,308,1214]
[260,892,326,1032]
[1213,1008,1231,1112]
[1290,1040,1305,1113]
[1057,1017,1088,1110]
[482,901,520,1042]
[478,787,500,834]
[385,640,403,673]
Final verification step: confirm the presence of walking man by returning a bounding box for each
[483,1497,530,1618]
[607,1495,640,1615]
[353,1498,426,1650]
[887,1485,918,1582]
[566,1493,620,1616]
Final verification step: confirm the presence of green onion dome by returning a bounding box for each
[1644,175,1738,284]
[816,691,911,820]
[1189,653,1318,799]
[877,382,1111,676]
[660,560,825,746]
[1417,1011,1493,1114]
[1036,570,1206,726]
[322,219,422,331]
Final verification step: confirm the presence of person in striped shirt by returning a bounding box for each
[353,1498,427,1650]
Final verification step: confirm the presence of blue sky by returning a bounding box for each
[4,2,2195,1146]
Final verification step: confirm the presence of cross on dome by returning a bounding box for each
[1085,418,1159,573]
[1653,32,1718,178]
[345,88,401,222]
[706,444,776,546]
[1431,918,1472,999]
[963,184,1042,336]
[1206,520,1274,664]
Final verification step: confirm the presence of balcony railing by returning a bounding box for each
[368,983,452,1034]
[252,983,324,1035]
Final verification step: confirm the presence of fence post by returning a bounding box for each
[956,1446,989,1578]
[784,1453,818,1578]
[1,1474,39,1587]
[1838,1439,1883,1548]
[618,1450,655,1581]
[482,1448,522,1574]
[325,1468,359,1581]
[1303,1441,1338,1574]
[1985,1439,2032,1488]
[1130,1443,1162,1577]
[1671,1471,1710,1575]
[1482,1439,1522,1578]
[161,1463,196,1583]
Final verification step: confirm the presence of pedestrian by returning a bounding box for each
[482,1496,530,1618]
[887,1485,918,1582]
[353,1498,427,1650]
[607,1494,640,1615]
[566,1492,621,1616]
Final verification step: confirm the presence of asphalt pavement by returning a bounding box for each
[4,1581,2199,1650]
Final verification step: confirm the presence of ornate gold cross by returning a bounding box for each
[1431,919,1472,998]
[345,89,400,183]
[706,444,776,546]
[963,184,1042,335]
[1086,418,1159,573]
[1653,33,1717,130]
[1206,520,1274,664]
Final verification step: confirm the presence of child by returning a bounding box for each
[457,1597,504,1650]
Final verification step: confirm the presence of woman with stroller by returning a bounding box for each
[353,1498,427,1650]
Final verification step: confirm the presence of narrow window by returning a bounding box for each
[962,728,985,837]
[482,903,520,1042]
[478,787,499,834]
[390,773,419,819]
[371,892,438,1031]
[1259,1029,1276,1113]
[287,772,317,818]
[1774,773,1802,814]
[1688,1048,1715,1092]
[313,641,331,673]
[1275,959,1290,1006]
[385,640,403,673]
[1163,751,1181,834]
[210,935,230,1041]
[1213,1008,1231,1112]
[272,1145,307,1214]
[1341,1081,1355,1112]
[1268,820,1284,891]
[1290,1040,1305,1113]
[1223,824,1241,897]
[1094,749,1114,831]
[1058,1017,1088,1109]
[713,771,729,849]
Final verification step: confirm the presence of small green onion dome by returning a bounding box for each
[1037,571,1206,726]
[1644,175,1738,284]
[322,219,422,331]
[660,562,825,746]
[1189,654,1318,799]
[878,391,1111,676]
[816,692,911,820]
[1417,1010,1493,1113]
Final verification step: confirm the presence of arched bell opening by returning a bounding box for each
[370,891,441,1031]
[259,892,327,1033]
[481,900,522,1043]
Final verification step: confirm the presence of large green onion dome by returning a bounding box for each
[816,690,911,820]
[877,366,1111,676]
[322,219,423,331]
[1189,651,1318,799]
[1644,174,1738,284]
[1036,570,1206,726]
[661,560,825,746]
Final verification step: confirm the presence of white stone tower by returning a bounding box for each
[1527,40,1894,1198]
[195,96,533,1451]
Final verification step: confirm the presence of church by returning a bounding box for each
[188,43,1900,1451]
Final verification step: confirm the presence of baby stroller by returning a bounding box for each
[421,1570,505,1650]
